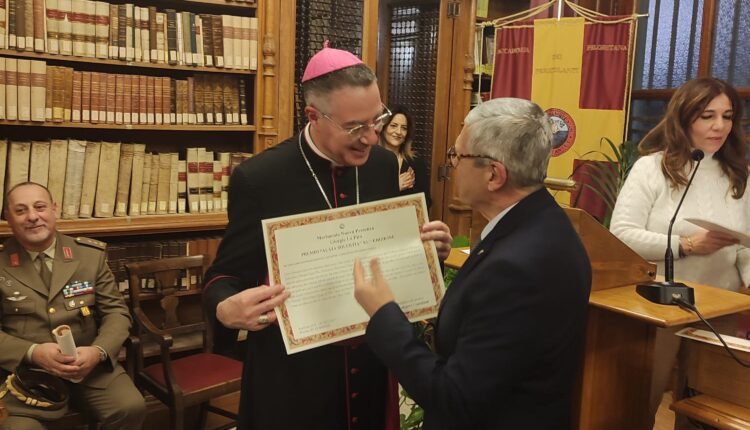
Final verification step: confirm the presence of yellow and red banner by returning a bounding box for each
[491,16,635,205]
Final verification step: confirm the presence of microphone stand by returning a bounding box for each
[636,150,704,305]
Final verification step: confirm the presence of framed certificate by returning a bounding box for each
[262,194,445,354]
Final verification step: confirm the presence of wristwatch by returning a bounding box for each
[94,346,108,363]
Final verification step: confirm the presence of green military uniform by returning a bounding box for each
[0,233,145,430]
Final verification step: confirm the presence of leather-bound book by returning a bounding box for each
[221,76,234,124]
[5,58,17,120]
[194,75,204,124]
[97,71,107,122]
[212,76,223,124]
[117,4,126,59]
[168,152,178,213]
[83,0,96,57]
[181,12,192,66]
[114,143,134,216]
[249,17,258,70]
[71,0,85,56]
[94,1,109,59]
[78,140,101,218]
[62,66,73,121]
[194,14,204,67]
[148,6,157,63]
[29,60,45,122]
[71,70,82,122]
[14,0,25,50]
[90,71,100,123]
[29,140,50,186]
[203,76,214,124]
[16,59,31,121]
[139,7,150,62]
[139,152,151,214]
[128,143,145,215]
[232,15,241,70]
[153,75,162,124]
[177,159,186,213]
[161,77,170,125]
[198,148,212,212]
[81,71,91,122]
[146,151,158,214]
[212,160,221,212]
[131,74,140,124]
[186,147,199,213]
[221,15,233,69]
[46,0,59,54]
[156,152,171,214]
[125,3,134,61]
[47,139,68,205]
[200,14,213,67]
[146,75,154,124]
[93,141,120,217]
[52,66,65,122]
[6,0,16,50]
[123,74,132,124]
[211,14,223,68]
[219,151,230,211]
[58,0,72,55]
[61,139,86,219]
[138,75,147,123]
[0,58,5,120]
[23,0,32,51]
[187,77,195,124]
[32,0,45,52]
[44,63,53,121]
[155,12,165,63]
[169,78,176,124]
[166,9,177,65]
[108,3,117,58]
[105,72,116,123]
[7,141,30,189]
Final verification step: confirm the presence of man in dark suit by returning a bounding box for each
[202,44,452,430]
[0,182,145,430]
[354,98,592,429]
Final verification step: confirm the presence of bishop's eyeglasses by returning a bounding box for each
[319,104,392,137]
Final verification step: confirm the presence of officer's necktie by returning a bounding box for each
[37,253,52,288]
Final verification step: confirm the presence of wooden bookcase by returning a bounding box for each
[0,0,292,240]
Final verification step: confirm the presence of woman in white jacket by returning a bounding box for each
[610,77,750,428]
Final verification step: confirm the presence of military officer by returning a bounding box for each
[0,182,145,430]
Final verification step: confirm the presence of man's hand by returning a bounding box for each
[216,284,290,331]
[68,346,101,381]
[421,220,452,260]
[31,342,78,378]
[353,258,395,317]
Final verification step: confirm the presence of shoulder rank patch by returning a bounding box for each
[75,237,107,250]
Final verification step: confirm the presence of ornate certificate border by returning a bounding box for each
[262,194,444,353]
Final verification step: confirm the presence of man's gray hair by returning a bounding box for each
[464,98,553,188]
[301,64,377,110]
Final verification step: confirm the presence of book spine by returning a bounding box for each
[148,6,157,62]
[15,0,25,51]
[140,153,151,214]
[44,64,53,121]
[84,0,96,57]
[105,72,115,123]
[123,74,132,124]
[153,75,162,124]
[200,14,213,67]
[6,59,17,120]
[94,1,109,59]
[89,70,99,123]
[125,3,134,61]
[46,0,59,54]
[114,143,134,216]
[29,60,45,122]
[232,15,241,70]
[47,139,68,206]
[139,7,149,62]
[166,9,177,65]
[221,15,232,69]
[78,140,100,217]
[71,0,85,56]
[23,0,32,51]
[81,71,91,122]
[108,3,117,58]
[71,70,82,122]
[117,4,125,59]
[16,59,31,121]
[61,139,86,219]
[58,0,72,55]
[51,65,64,122]
[128,143,145,215]
[138,74,147,123]
[7,0,16,50]
[32,0,45,52]
[177,159,187,213]
[212,15,223,68]
[0,58,5,120]
[94,141,120,217]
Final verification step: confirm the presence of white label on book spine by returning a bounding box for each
[151,49,157,60]
[169,51,177,62]
[155,113,162,124]
[158,201,167,211]
[117,203,126,213]
[197,113,204,124]
[140,113,147,123]
[148,202,156,212]
[190,202,198,212]
[170,113,176,124]
[115,112,123,123]
[176,113,182,124]
[127,47,135,59]
[80,204,90,214]
[101,203,109,213]
[147,113,154,123]
[206,113,214,123]
[98,109,106,120]
[107,111,115,122]
[240,114,248,125]
[124,112,131,123]
[189,113,196,124]
[83,110,90,122]
[205,56,213,67]
[92,110,99,122]
[34,109,46,122]
[73,110,81,122]
[199,201,207,211]
[232,113,239,124]
[216,113,223,123]
[66,205,75,215]
[217,57,224,68]
[169,201,176,212]
[131,203,139,213]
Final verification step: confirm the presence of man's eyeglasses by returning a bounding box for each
[319,104,392,137]
[447,146,499,168]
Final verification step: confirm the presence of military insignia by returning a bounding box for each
[9,254,19,267]
[6,295,27,302]
[62,281,94,298]
[75,237,106,250]
[68,299,76,307]
[62,247,73,260]
[80,306,91,317]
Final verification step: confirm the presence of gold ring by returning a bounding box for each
[257,313,270,325]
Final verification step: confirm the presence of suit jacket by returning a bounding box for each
[0,233,131,388]
[204,133,400,430]
[400,156,432,209]
[367,188,592,430]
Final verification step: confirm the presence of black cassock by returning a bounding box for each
[204,132,400,430]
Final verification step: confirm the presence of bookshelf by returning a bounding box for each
[0,0,289,241]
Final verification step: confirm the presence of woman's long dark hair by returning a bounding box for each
[379,105,416,160]
[639,77,749,198]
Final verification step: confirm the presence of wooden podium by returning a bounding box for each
[444,208,750,429]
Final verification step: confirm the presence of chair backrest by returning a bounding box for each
[125,255,211,358]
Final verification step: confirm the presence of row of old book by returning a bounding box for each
[0,139,254,220]
[0,57,249,125]
[0,0,259,71]
[106,236,221,293]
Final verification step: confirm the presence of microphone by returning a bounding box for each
[636,149,704,305]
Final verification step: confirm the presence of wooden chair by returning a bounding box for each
[125,255,242,430]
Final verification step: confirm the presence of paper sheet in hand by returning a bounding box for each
[262,194,445,354]
[684,218,750,247]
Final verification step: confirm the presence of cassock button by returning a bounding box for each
[350,367,359,375]
[351,417,359,424]
[351,392,359,399]
[339,193,347,199]
[48,307,56,314]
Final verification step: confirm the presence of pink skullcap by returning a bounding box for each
[301,40,364,83]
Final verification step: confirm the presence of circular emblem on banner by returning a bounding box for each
[546,108,577,157]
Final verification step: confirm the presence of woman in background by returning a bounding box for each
[380,106,432,209]
[610,77,750,428]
